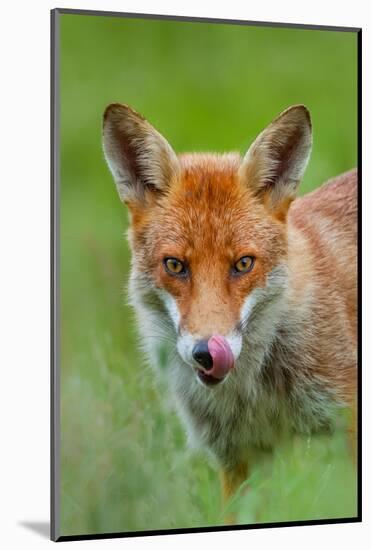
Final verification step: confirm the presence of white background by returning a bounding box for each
[0,0,369,548]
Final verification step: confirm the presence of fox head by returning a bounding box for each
[103,104,312,388]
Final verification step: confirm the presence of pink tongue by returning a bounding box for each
[206,335,235,379]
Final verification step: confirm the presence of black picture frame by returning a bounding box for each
[51,8,362,542]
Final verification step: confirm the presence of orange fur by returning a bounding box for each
[221,463,249,524]
[129,153,288,339]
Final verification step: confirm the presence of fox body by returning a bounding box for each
[103,104,357,501]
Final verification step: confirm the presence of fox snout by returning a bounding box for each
[193,335,235,385]
[178,332,240,387]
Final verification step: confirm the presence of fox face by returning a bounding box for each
[103,104,312,388]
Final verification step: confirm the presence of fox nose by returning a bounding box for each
[192,340,213,371]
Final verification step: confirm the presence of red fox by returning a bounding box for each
[102,103,357,511]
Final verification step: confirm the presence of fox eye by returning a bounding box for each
[164,257,187,276]
[233,256,255,274]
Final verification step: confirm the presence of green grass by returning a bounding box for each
[59,13,358,536]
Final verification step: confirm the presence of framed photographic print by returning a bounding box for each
[51,8,361,542]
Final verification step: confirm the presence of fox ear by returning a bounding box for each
[103,104,179,205]
[239,105,312,215]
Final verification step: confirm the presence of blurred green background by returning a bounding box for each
[59,12,358,537]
